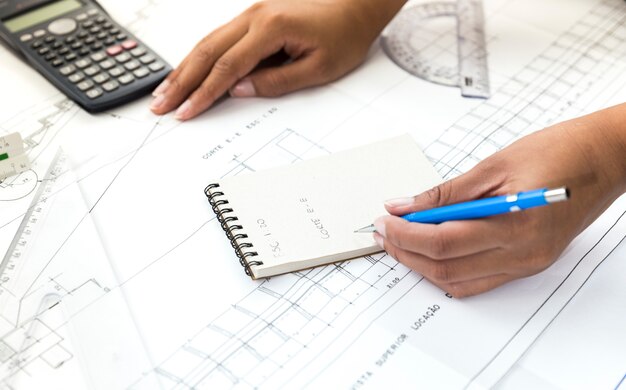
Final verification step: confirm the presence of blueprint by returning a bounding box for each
[1,0,626,388]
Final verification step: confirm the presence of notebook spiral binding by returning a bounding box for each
[204,183,263,276]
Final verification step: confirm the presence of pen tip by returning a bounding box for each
[354,224,377,233]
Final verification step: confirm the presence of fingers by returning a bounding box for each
[150,19,249,116]
[439,274,516,298]
[385,164,504,216]
[375,235,518,297]
[173,32,283,120]
[373,214,526,298]
[230,54,332,98]
[374,215,505,259]
[376,234,509,282]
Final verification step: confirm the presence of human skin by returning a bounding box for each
[149,0,407,120]
[151,1,626,297]
[374,104,626,297]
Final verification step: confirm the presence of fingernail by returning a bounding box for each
[230,78,256,97]
[385,197,414,207]
[373,217,386,238]
[150,94,166,110]
[175,100,192,120]
[373,233,385,250]
[152,80,170,97]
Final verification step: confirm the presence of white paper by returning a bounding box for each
[1,0,626,388]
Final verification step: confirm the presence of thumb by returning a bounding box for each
[229,56,330,98]
[385,166,498,216]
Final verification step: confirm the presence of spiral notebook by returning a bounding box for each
[205,134,441,279]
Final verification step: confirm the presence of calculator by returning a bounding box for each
[0,0,172,113]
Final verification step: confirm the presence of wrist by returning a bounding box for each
[343,0,407,42]
[588,104,626,196]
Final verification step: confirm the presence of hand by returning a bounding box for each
[373,105,626,297]
[150,0,406,121]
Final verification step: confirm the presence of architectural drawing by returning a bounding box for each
[1,0,625,389]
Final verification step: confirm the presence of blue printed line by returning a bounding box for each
[615,373,626,390]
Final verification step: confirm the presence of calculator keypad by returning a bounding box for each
[28,8,167,100]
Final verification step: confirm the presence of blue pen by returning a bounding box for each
[354,187,569,233]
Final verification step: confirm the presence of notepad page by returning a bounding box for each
[214,134,442,279]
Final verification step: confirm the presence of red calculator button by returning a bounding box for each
[106,45,123,56]
[121,40,137,50]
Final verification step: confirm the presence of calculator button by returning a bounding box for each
[58,47,70,55]
[84,65,99,76]
[96,32,107,40]
[124,59,140,71]
[121,40,137,50]
[116,33,128,41]
[118,73,134,85]
[115,52,131,63]
[78,47,90,56]
[87,9,98,16]
[65,36,76,44]
[102,22,113,30]
[106,45,122,56]
[76,13,88,21]
[20,34,33,42]
[89,26,101,34]
[59,64,76,75]
[133,67,150,79]
[85,36,96,45]
[130,47,146,57]
[109,28,120,35]
[68,72,85,83]
[44,36,55,43]
[139,54,155,64]
[65,53,77,61]
[91,42,103,51]
[108,66,124,77]
[77,79,94,91]
[70,42,82,50]
[52,41,63,49]
[38,47,50,55]
[33,29,46,38]
[93,73,110,84]
[91,51,106,62]
[44,53,56,61]
[82,20,94,29]
[86,88,103,99]
[102,80,119,92]
[75,58,91,68]
[51,59,64,67]
[77,30,89,39]
[48,18,78,35]
[104,37,115,46]
[99,58,115,69]
[95,16,106,24]
[32,40,43,49]
[149,62,165,72]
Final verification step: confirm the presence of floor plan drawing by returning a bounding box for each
[1,0,626,389]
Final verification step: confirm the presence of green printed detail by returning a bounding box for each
[0,153,8,161]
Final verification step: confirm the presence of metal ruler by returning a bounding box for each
[0,132,31,181]
[381,0,491,98]
[0,149,67,306]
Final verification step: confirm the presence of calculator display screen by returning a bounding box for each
[4,0,82,32]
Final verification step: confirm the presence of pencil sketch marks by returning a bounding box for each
[0,98,76,203]
[0,171,38,202]
[131,253,414,389]
[223,128,331,178]
[0,0,625,389]
[425,0,626,179]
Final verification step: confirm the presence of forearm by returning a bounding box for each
[343,0,407,42]
[562,103,626,199]
[592,103,626,194]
